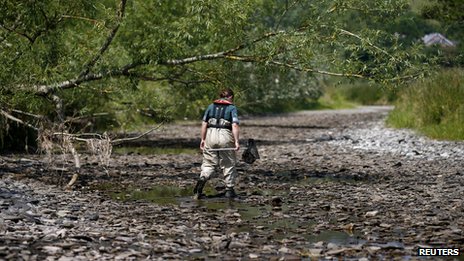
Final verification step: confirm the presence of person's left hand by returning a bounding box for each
[234,141,240,151]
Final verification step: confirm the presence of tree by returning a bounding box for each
[1,0,433,148]
[420,0,464,66]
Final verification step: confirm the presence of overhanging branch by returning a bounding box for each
[339,29,397,62]
[32,26,304,94]
[34,61,145,95]
[218,54,366,79]
[164,29,293,65]
[79,0,127,77]
[111,122,164,145]
[269,60,365,79]
[34,25,375,95]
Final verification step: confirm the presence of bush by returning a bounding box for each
[317,80,397,109]
[340,83,397,105]
[387,69,464,140]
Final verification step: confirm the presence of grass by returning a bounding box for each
[317,80,396,109]
[387,69,464,140]
[317,87,358,109]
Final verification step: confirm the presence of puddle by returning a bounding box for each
[306,230,362,244]
[110,184,363,245]
[113,146,198,155]
[111,185,193,205]
[298,175,361,185]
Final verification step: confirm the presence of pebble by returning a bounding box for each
[1,106,463,260]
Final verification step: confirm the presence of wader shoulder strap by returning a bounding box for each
[207,104,231,129]
[214,104,227,121]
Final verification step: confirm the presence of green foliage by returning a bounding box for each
[314,79,396,110]
[226,62,323,115]
[0,0,445,150]
[387,69,464,140]
[417,0,464,66]
[388,12,434,43]
[317,88,358,110]
[421,0,464,25]
[323,86,392,109]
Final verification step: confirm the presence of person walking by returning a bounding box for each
[193,88,240,199]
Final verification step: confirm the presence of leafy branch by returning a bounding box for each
[78,0,127,78]
[33,24,360,95]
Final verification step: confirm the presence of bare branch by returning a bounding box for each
[0,109,39,131]
[11,109,44,119]
[50,121,164,145]
[224,55,265,62]
[65,174,79,190]
[268,60,365,79]
[50,132,103,143]
[386,73,423,83]
[111,122,164,145]
[164,51,228,66]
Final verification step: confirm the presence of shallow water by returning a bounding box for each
[111,184,361,245]
[113,146,198,155]
[111,185,192,204]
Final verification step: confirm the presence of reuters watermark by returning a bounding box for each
[417,247,460,257]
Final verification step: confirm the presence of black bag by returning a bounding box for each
[242,139,260,164]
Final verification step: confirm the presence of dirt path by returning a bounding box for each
[1,106,463,260]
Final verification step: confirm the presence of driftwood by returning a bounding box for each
[64,141,81,190]
[1,106,164,190]
[65,174,79,190]
[45,123,163,190]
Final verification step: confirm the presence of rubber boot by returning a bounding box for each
[225,187,236,199]
[193,177,207,200]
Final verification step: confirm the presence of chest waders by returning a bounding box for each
[194,103,236,199]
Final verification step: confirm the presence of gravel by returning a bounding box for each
[1,106,463,260]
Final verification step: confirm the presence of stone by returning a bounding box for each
[365,210,379,217]
[1,107,463,260]
[42,246,62,254]
[249,253,259,259]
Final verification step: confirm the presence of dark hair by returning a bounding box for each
[219,88,234,98]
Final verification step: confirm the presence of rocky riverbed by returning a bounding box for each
[1,106,463,260]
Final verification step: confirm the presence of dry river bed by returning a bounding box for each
[1,106,463,260]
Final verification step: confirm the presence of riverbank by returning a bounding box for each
[1,106,463,260]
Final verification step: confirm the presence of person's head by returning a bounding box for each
[219,88,234,100]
